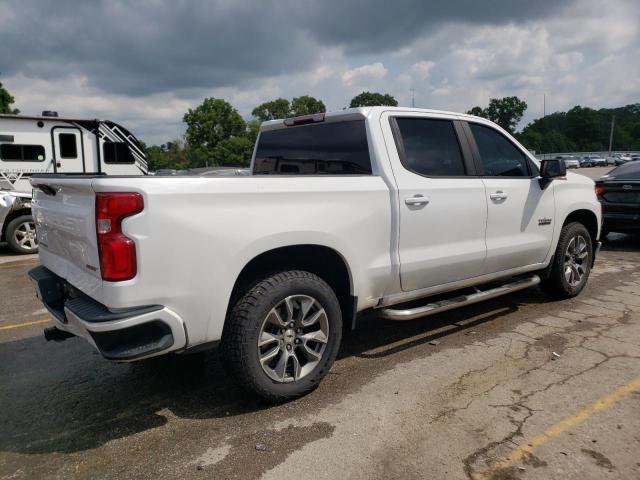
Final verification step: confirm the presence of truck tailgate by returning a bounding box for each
[31,177,102,295]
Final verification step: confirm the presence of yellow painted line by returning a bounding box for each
[0,318,50,331]
[486,377,640,477]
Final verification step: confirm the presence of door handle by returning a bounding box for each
[489,191,508,201]
[405,195,429,206]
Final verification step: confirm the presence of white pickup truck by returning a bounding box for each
[28,107,601,401]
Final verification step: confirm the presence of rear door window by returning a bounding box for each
[254,120,371,175]
[469,123,530,177]
[394,118,466,177]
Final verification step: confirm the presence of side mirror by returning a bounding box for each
[538,159,566,189]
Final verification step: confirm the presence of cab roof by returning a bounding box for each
[259,106,487,131]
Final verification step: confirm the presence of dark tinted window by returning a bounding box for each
[103,142,134,164]
[0,144,45,162]
[608,162,640,180]
[395,118,465,176]
[254,120,371,175]
[470,123,529,177]
[59,133,78,158]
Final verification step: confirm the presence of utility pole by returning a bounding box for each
[410,88,415,108]
[608,115,615,154]
[543,93,546,118]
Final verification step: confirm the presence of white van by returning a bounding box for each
[0,112,147,254]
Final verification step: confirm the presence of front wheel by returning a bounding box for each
[5,215,38,254]
[221,270,342,402]
[539,222,592,299]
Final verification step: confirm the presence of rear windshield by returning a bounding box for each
[253,120,372,175]
[608,161,640,180]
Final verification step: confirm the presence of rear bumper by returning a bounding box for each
[602,212,640,233]
[28,265,187,361]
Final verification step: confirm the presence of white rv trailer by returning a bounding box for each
[0,112,148,254]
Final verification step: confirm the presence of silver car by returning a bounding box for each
[558,156,580,168]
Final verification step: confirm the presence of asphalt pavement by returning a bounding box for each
[1,166,640,479]
[572,165,611,181]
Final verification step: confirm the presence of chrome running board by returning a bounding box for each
[380,275,540,321]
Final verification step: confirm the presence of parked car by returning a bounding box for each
[596,161,640,237]
[558,155,580,169]
[28,107,601,401]
[588,155,608,167]
[615,154,632,166]
[579,156,595,168]
[200,168,251,176]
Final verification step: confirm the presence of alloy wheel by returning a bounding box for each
[564,234,588,287]
[257,295,329,383]
[13,221,38,252]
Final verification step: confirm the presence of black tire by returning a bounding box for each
[539,222,592,299]
[5,214,38,255]
[221,270,342,402]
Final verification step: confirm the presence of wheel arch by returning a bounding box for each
[225,244,356,331]
[562,208,599,250]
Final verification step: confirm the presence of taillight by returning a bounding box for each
[595,185,605,198]
[95,192,144,281]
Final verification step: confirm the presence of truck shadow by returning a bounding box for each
[1,233,638,457]
[600,232,640,253]
[0,289,542,457]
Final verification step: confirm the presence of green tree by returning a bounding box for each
[349,91,398,107]
[145,140,190,171]
[467,96,527,133]
[486,97,527,133]
[515,128,542,152]
[252,98,291,122]
[211,136,254,167]
[564,106,606,150]
[246,119,261,145]
[0,75,19,114]
[515,103,640,154]
[466,106,487,118]
[183,98,246,159]
[290,95,325,116]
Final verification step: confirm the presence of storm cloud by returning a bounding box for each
[1,0,638,143]
[0,0,568,94]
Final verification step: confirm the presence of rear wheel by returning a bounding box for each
[540,222,592,299]
[5,215,38,254]
[221,270,342,402]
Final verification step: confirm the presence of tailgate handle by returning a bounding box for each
[33,184,57,196]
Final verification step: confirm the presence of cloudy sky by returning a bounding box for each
[1,0,638,144]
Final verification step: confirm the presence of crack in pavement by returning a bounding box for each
[461,280,640,479]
